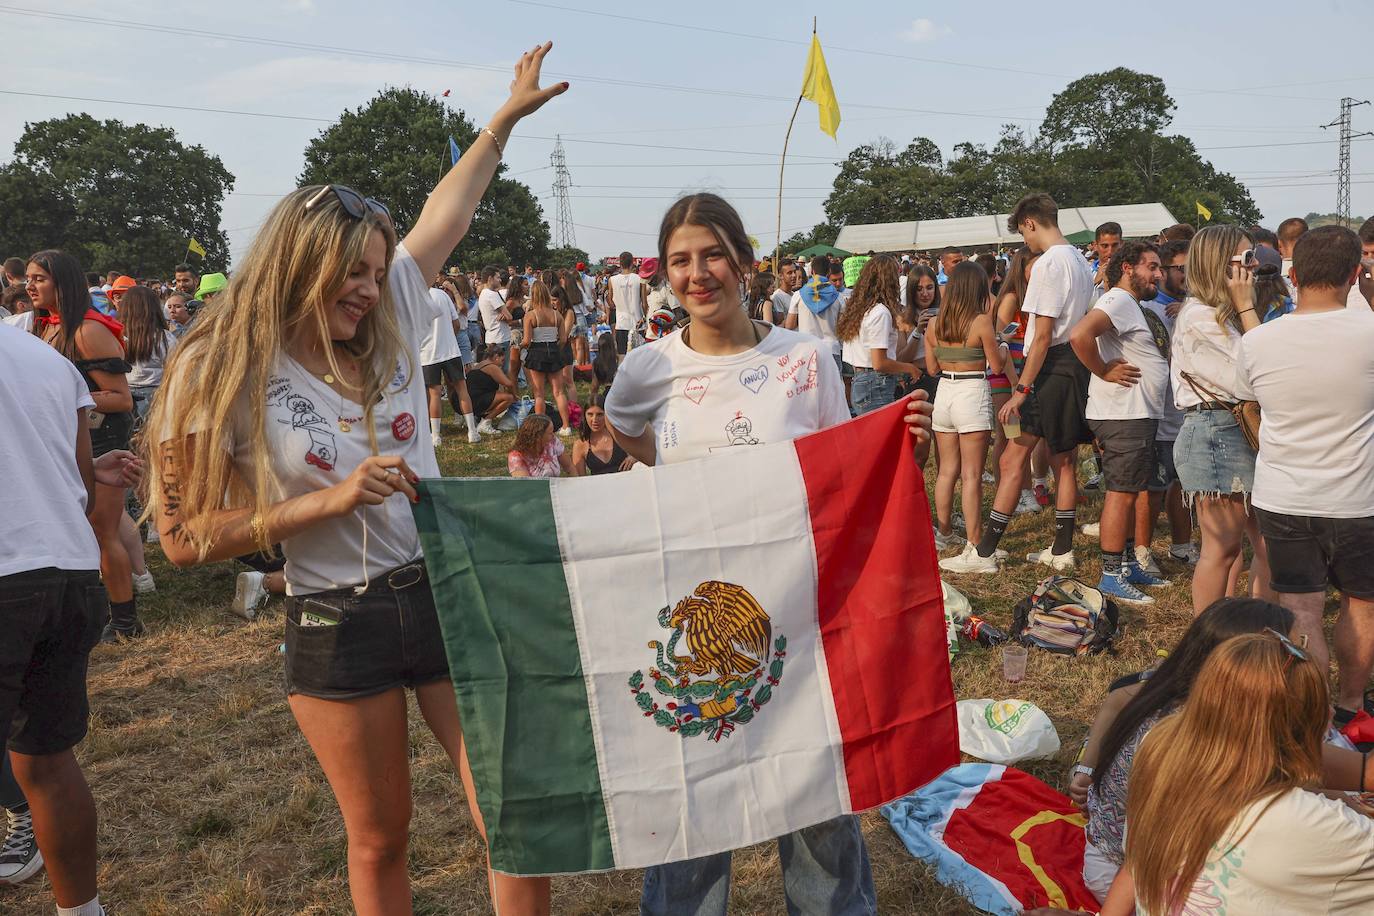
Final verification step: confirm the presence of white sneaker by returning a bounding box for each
[939,542,1000,574]
[1080,522,1100,537]
[467,426,482,444]
[476,418,500,435]
[132,570,156,594]
[1169,542,1200,565]
[1134,545,1164,578]
[1014,491,1039,515]
[231,571,268,620]
[933,529,965,551]
[1026,546,1075,571]
[557,427,574,438]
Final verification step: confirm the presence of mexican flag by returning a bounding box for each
[413,403,958,876]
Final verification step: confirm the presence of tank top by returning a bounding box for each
[531,325,559,344]
[583,437,630,475]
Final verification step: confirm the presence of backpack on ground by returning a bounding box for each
[1010,576,1119,656]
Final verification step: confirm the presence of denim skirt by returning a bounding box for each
[1173,408,1255,498]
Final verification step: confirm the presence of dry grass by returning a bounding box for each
[5,413,1212,916]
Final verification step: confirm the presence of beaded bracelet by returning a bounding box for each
[481,126,504,159]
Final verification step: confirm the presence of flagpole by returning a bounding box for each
[774,18,815,278]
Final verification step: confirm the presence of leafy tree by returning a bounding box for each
[546,245,591,268]
[779,224,839,256]
[0,114,234,274]
[815,68,1261,240]
[299,87,550,269]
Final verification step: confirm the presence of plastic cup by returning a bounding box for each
[1002,417,1021,439]
[1002,644,1029,683]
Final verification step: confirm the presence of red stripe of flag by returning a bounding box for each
[794,400,958,810]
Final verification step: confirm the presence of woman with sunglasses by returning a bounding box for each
[144,43,566,916]
[1101,629,1374,915]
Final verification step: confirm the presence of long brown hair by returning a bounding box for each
[27,249,91,361]
[931,261,989,345]
[559,268,584,306]
[142,185,403,561]
[903,263,939,327]
[1125,632,1328,915]
[657,193,754,282]
[836,255,901,341]
[118,286,171,365]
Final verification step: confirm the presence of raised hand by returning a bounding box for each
[502,42,569,121]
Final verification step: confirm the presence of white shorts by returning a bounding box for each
[931,376,993,433]
[1083,840,1119,904]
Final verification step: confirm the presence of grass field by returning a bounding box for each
[5,411,1218,916]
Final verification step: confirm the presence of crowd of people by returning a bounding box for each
[5,36,1374,916]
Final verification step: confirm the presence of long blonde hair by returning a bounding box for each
[142,186,404,560]
[836,255,900,341]
[1125,632,1328,915]
[931,261,990,346]
[1185,225,1250,332]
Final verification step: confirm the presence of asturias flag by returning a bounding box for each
[413,403,958,875]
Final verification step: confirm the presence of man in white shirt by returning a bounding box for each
[0,323,142,916]
[943,193,1095,574]
[476,265,513,373]
[769,260,798,325]
[422,281,480,446]
[607,251,646,357]
[784,255,844,366]
[1239,225,1374,724]
[1069,241,1170,604]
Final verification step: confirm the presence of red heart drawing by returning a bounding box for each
[684,376,710,405]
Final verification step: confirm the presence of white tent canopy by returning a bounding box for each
[833,203,1179,253]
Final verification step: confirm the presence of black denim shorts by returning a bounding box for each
[0,568,108,755]
[283,561,451,700]
[1254,508,1374,599]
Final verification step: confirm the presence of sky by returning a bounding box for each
[4,0,1373,267]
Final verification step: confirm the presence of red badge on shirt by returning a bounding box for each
[392,412,416,441]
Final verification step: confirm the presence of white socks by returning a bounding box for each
[463,412,477,431]
[429,417,442,436]
[57,898,104,916]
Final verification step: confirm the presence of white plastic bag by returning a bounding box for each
[940,580,971,661]
[956,699,1060,764]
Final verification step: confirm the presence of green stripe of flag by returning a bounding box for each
[413,478,613,874]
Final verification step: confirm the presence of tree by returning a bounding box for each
[299,87,550,270]
[818,68,1261,236]
[0,114,234,274]
[546,245,590,269]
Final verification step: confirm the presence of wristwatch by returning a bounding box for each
[1014,383,1032,395]
[1073,764,1094,778]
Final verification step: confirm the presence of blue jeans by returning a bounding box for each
[850,370,898,415]
[639,815,875,916]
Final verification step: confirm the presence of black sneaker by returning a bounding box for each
[0,806,43,885]
[100,619,145,644]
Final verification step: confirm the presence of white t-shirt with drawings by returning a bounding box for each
[611,273,645,331]
[420,287,461,366]
[0,323,100,576]
[166,244,440,595]
[1021,243,1095,352]
[605,325,850,466]
[840,303,898,370]
[1085,288,1170,421]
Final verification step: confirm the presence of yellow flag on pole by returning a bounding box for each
[1195,201,1212,222]
[801,33,840,140]
[187,238,207,258]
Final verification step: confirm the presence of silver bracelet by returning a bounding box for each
[481,126,504,159]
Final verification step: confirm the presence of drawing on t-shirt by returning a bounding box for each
[777,350,819,400]
[270,383,338,473]
[739,364,769,394]
[724,412,760,447]
[684,375,710,405]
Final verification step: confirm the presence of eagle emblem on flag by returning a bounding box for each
[629,581,787,742]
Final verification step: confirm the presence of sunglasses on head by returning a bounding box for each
[1263,627,1309,663]
[305,184,391,222]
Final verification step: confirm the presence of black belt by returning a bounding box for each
[315,561,428,598]
[1185,401,1234,413]
[941,371,987,380]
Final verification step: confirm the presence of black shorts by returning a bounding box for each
[1088,418,1158,492]
[283,561,451,700]
[422,358,465,387]
[1149,440,1178,493]
[614,329,629,355]
[1254,509,1374,598]
[1021,344,1091,455]
[1,568,107,756]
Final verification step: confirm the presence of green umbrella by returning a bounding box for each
[793,243,851,259]
[1064,229,1095,245]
